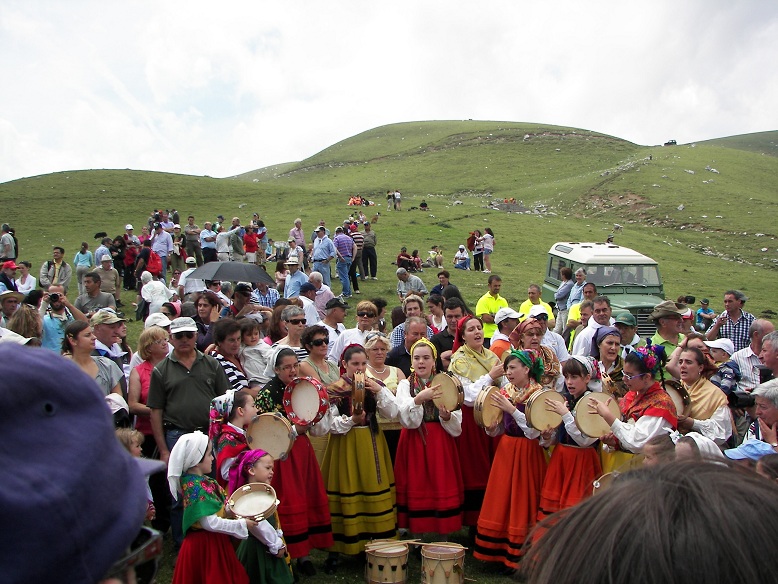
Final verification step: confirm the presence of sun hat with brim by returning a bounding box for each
[614,312,637,326]
[284,257,300,266]
[100,256,113,263]
[724,439,776,461]
[704,338,735,355]
[651,300,686,320]
[0,290,25,303]
[90,309,127,326]
[170,317,198,334]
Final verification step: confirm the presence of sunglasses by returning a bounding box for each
[103,526,162,584]
[287,319,306,325]
[310,338,329,347]
[172,331,195,339]
[357,311,376,318]
[533,314,549,321]
[623,372,647,381]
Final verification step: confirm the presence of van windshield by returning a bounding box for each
[581,265,661,286]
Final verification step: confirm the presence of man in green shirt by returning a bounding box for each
[475,274,508,348]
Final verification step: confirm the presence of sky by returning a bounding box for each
[1,1,776,184]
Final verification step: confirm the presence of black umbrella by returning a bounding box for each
[188,261,276,286]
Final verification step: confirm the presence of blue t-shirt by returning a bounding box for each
[696,307,715,330]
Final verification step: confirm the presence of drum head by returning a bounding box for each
[247,413,293,460]
[431,373,463,412]
[574,392,620,438]
[526,390,564,431]
[365,540,409,557]
[284,377,327,425]
[421,543,465,560]
[228,483,277,519]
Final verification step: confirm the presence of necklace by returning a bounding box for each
[368,363,387,374]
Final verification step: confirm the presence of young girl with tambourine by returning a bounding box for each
[321,344,399,573]
[473,349,547,574]
[537,356,603,519]
[394,338,464,538]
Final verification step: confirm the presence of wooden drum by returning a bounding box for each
[574,392,620,438]
[525,389,565,431]
[283,376,329,425]
[365,539,409,584]
[473,386,503,428]
[421,543,465,584]
[430,372,464,412]
[247,412,294,461]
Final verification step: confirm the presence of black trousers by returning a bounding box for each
[363,246,377,277]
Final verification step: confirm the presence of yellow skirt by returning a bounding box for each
[322,426,397,554]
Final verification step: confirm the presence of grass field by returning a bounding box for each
[1,120,776,583]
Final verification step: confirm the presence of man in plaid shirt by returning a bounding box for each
[705,290,755,353]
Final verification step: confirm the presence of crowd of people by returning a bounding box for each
[2,208,777,584]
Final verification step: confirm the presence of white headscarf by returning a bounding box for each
[684,431,726,463]
[571,355,603,392]
[263,345,293,379]
[167,431,209,500]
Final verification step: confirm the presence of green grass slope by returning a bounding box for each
[1,121,776,330]
[696,130,778,157]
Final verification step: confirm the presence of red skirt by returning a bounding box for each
[473,434,546,569]
[538,444,602,519]
[457,405,501,526]
[172,529,249,584]
[395,422,463,534]
[271,434,334,558]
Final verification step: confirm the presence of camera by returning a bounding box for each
[757,365,774,385]
[728,391,755,409]
[49,293,60,303]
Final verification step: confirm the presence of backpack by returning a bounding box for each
[146,250,162,277]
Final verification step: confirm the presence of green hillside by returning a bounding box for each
[1,120,776,325]
[696,130,778,157]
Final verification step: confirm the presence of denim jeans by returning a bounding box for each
[313,260,331,286]
[336,257,352,296]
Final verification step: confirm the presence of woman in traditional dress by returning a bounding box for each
[592,326,627,398]
[538,356,603,519]
[677,346,732,445]
[321,345,398,573]
[509,318,562,391]
[364,331,406,463]
[448,315,504,528]
[589,344,678,473]
[473,349,546,573]
[254,347,333,577]
[394,338,463,538]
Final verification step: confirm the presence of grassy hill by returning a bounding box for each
[2,120,776,337]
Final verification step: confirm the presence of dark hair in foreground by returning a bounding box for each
[520,461,778,584]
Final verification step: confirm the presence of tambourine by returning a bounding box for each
[227,482,278,521]
[574,392,620,438]
[430,372,464,412]
[283,376,329,425]
[247,412,294,461]
[525,389,565,431]
[474,386,506,429]
[353,372,366,415]
[663,379,692,417]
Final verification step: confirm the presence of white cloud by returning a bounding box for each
[0,0,776,183]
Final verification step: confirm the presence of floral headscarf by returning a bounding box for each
[208,390,236,440]
[508,318,543,349]
[632,342,666,376]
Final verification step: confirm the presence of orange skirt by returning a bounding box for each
[473,434,546,569]
[537,444,602,520]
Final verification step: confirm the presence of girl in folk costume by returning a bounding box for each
[589,344,678,474]
[210,390,258,488]
[537,356,604,519]
[229,449,294,584]
[473,349,547,573]
[509,318,563,391]
[448,315,504,527]
[677,347,732,446]
[168,431,252,584]
[254,347,333,576]
[321,344,399,573]
[394,338,464,537]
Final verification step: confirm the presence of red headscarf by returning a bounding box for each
[508,318,543,349]
[452,315,481,354]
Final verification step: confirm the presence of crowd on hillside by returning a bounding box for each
[2,207,778,584]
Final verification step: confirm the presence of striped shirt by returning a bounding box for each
[333,233,354,258]
[731,345,762,392]
[714,310,755,353]
[251,287,280,308]
[350,231,364,251]
[210,352,248,391]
